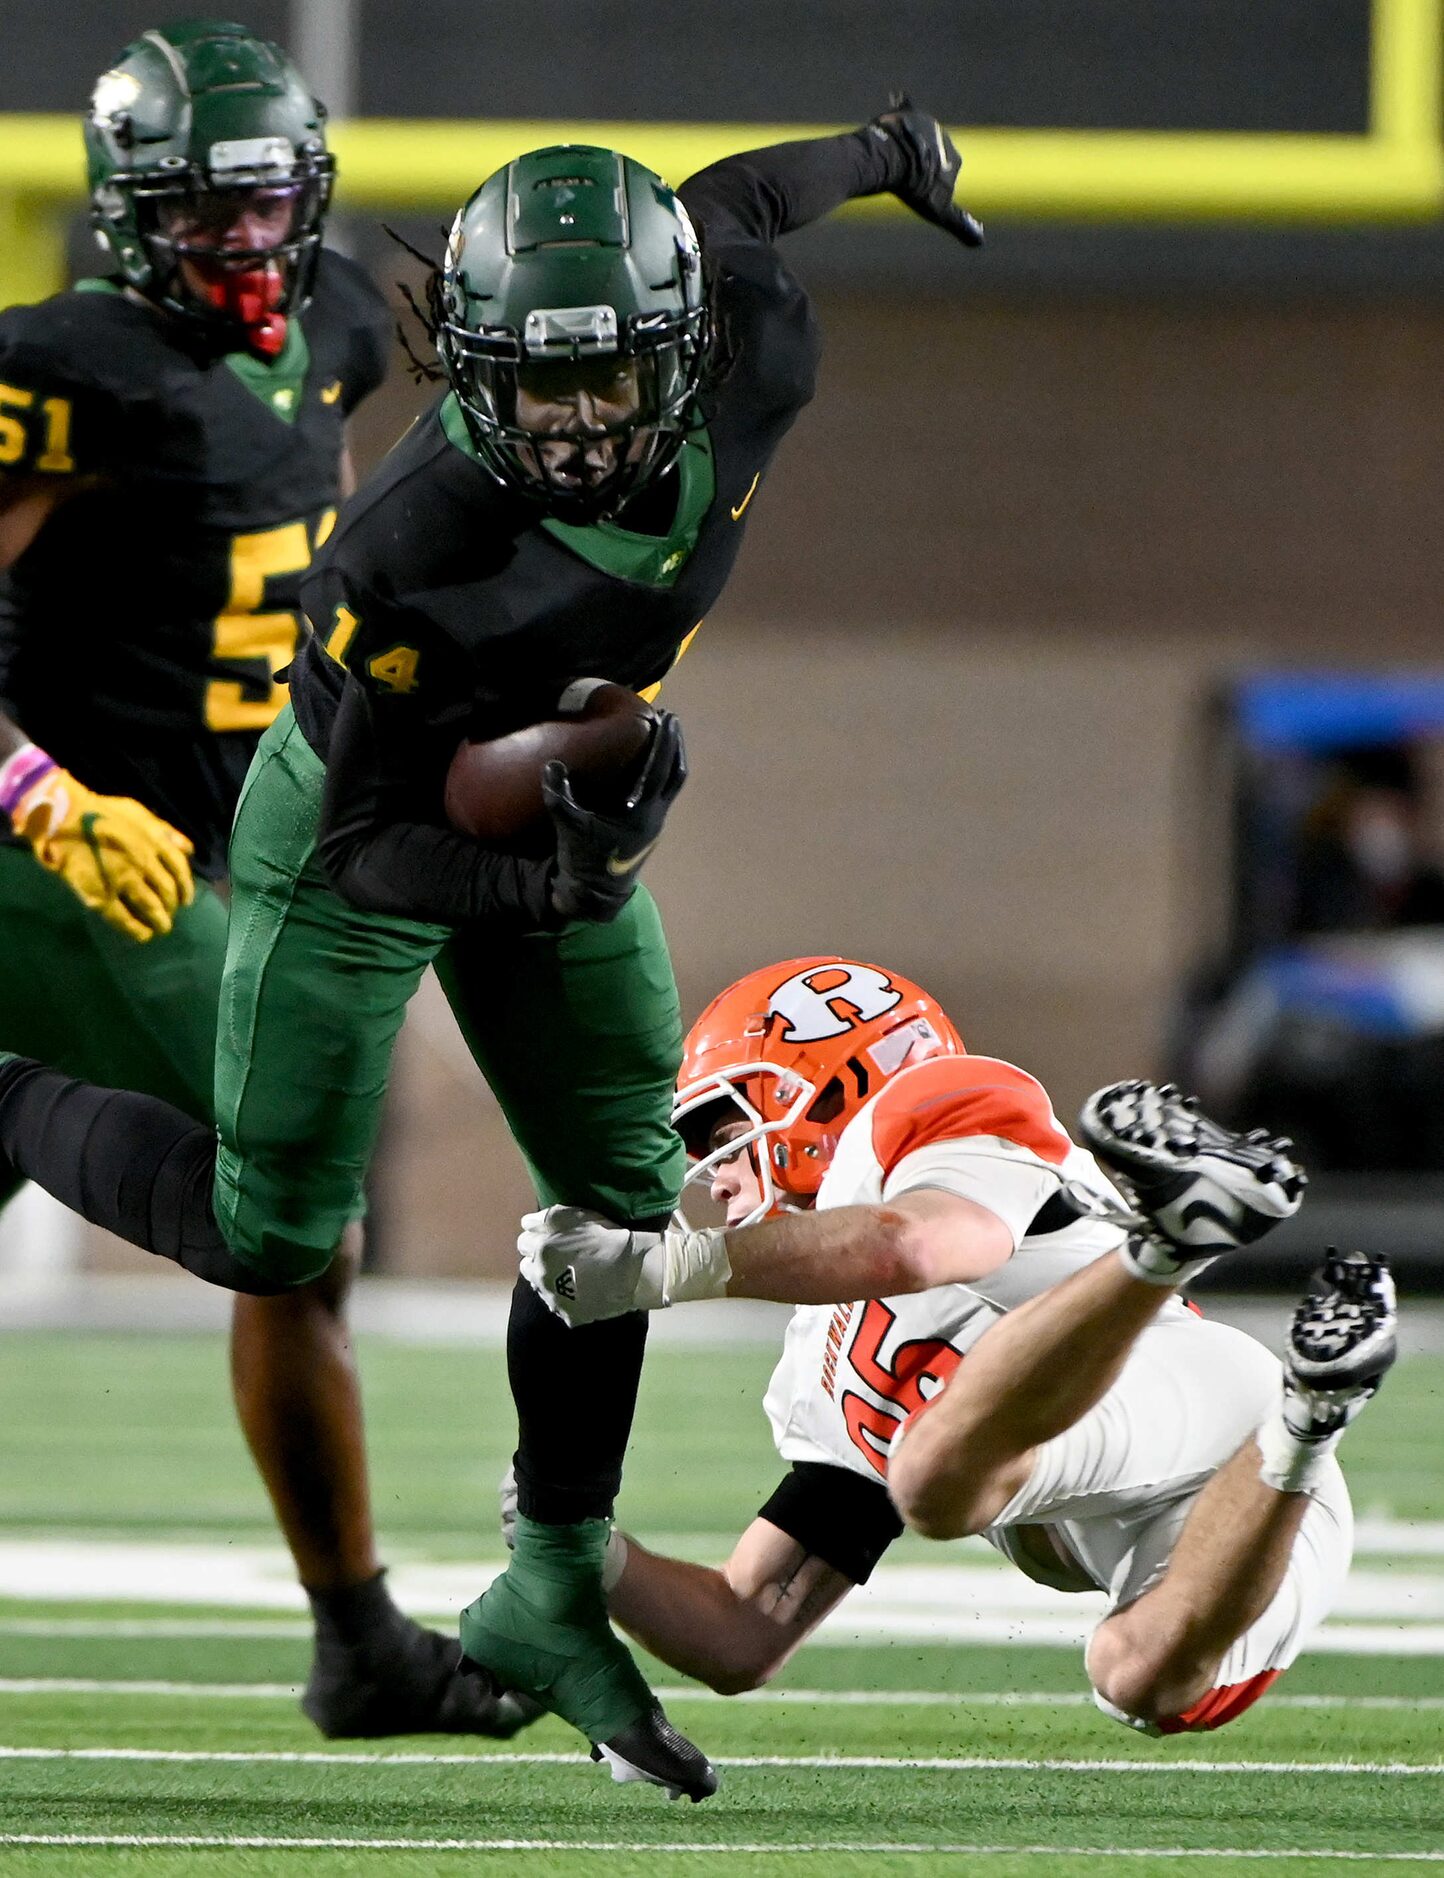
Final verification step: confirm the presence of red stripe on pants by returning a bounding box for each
[1156,1667,1281,1733]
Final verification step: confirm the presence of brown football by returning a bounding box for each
[444,679,658,851]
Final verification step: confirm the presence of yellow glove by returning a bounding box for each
[5,752,194,943]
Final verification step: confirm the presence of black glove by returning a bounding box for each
[867,93,984,247]
[544,711,687,923]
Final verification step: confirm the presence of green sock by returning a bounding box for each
[459,1514,653,1744]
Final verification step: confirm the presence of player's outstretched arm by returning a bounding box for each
[607,1518,856,1696]
[498,1465,862,1694]
[681,98,983,250]
[518,1188,1014,1327]
[719,1187,1012,1302]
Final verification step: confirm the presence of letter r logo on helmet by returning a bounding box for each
[674,954,965,1221]
[768,963,904,1043]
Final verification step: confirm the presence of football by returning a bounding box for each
[444,678,658,850]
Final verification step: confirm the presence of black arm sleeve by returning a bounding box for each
[0,310,122,736]
[757,1460,904,1586]
[680,127,903,249]
[317,674,560,929]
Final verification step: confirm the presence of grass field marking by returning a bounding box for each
[3,1676,1444,1712]
[5,1745,1443,1777]
[6,1540,1443,1646]
[0,1618,312,1639]
[6,1614,1444,1652]
[0,1834,1442,1861]
[688,1688,1444,1713]
[1355,1517,1444,1555]
[0,1677,301,1696]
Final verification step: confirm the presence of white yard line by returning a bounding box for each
[5,1273,1444,1356]
[0,1273,793,1346]
[6,1622,1443,1653]
[2,1744,1442,1776]
[0,1678,304,1697]
[1356,1518,1444,1557]
[1,1519,1437,1557]
[0,1618,313,1639]
[0,1539,1440,1650]
[0,1834,1440,1861]
[2,1677,1443,1711]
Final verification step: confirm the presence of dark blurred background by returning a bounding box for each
[2,1,1442,1283]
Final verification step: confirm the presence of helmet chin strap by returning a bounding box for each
[189,257,288,358]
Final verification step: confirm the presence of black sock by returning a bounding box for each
[0,1055,283,1294]
[507,1271,650,1525]
[305,1570,402,1646]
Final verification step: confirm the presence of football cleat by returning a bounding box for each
[1283,1250,1398,1442]
[1077,1079,1305,1281]
[459,1517,718,1800]
[303,1608,542,1740]
[591,1704,721,1802]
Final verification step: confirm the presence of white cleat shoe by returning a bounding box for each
[1077,1079,1305,1283]
[1284,1250,1398,1442]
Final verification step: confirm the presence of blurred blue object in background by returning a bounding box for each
[1237,671,1444,754]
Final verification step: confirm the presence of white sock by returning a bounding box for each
[1116,1232,1213,1288]
[1255,1403,1343,1493]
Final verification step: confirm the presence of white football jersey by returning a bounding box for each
[763,1053,1190,1489]
[758,1050,1350,1720]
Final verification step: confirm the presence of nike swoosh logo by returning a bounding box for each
[607,838,660,876]
[730,472,760,521]
[320,379,343,405]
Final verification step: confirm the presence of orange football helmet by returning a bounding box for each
[673,956,965,1224]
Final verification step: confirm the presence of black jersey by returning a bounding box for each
[0,250,390,876]
[292,130,899,929]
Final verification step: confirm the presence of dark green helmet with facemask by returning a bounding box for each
[84,18,333,356]
[435,146,709,521]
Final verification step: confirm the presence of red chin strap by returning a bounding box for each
[191,258,288,358]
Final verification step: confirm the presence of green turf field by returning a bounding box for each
[0,1325,1440,1874]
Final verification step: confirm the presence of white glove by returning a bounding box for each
[517,1203,732,1327]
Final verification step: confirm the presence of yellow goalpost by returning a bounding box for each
[0,0,1439,308]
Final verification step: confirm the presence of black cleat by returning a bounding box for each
[1284,1251,1398,1442]
[1077,1079,1305,1278]
[304,1604,542,1740]
[590,1702,721,1802]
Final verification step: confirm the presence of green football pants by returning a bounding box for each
[0,843,227,1213]
[213,708,685,1287]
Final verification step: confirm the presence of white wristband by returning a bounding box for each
[0,742,56,818]
[660,1227,732,1305]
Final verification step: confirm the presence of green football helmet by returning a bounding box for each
[84,18,333,356]
[435,146,709,521]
